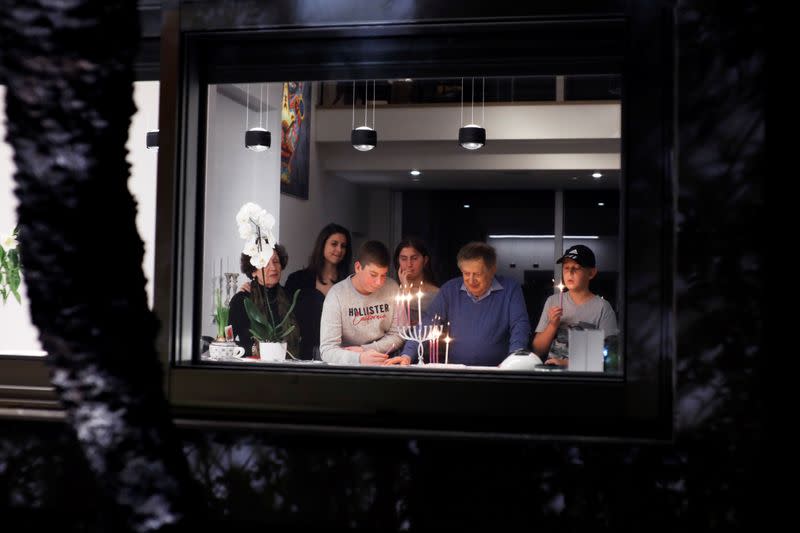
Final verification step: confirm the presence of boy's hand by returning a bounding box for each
[547,306,563,327]
[360,350,389,365]
[383,355,411,366]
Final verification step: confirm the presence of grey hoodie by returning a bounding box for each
[319,275,403,365]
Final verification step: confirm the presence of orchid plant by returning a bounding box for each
[0,227,21,304]
[236,202,299,347]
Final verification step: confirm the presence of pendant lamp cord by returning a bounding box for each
[460,77,464,127]
[471,77,475,124]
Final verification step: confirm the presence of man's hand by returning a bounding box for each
[544,357,568,367]
[359,349,389,365]
[383,355,411,366]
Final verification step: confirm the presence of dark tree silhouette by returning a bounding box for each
[0,1,198,530]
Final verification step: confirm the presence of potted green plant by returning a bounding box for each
[244,286,300,361]
[207,288,244,360]
[0,227,21,305]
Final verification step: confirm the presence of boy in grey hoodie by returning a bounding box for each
[319,241,408,366]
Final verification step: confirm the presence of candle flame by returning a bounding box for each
[444,336,451,343]
[556,281,565,292]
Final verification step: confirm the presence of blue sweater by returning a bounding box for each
[402,275,531,366]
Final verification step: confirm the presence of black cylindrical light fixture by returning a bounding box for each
[458,124,486,150]
[146,130,159,150]
[351,126,377,151]
[245,127,271,152]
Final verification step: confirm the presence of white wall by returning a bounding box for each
[0,82,159,355]
[0,86,41,354]
[200,84,282,337]
[128,82,160,309]
[316,103,621,142]
[278,83,381,276]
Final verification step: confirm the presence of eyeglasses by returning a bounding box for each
[562,266,584,275]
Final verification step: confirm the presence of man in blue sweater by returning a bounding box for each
[401,241,531,366]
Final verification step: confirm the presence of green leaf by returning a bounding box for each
[276,324,295,339]
[8,268,20,293]
[244,298,270,328]
[273,288,301,333]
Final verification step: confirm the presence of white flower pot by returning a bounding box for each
[258,341,287,362]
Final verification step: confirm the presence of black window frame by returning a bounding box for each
[154,4,674,441]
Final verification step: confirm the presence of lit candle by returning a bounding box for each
[557,281,565,308]
[416,283,423,326]
[444,335,451,365]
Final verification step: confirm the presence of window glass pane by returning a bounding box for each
[562,188,622,373]
[0,81,158,357]
[196,77,621,374]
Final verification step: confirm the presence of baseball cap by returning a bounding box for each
[556,244,596,268]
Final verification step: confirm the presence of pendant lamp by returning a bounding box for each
[351,80,377,151]
[245,83,271,151]
[458,77,486,150]
[146,130,159,150]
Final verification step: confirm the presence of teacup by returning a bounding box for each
[208,341,245,360]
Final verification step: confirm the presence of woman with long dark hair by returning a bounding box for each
[285,223,352,358]
[393,237,439,322]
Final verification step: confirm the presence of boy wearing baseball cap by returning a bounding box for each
[532,244,619,368]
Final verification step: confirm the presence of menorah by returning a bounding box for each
[398,324,442,365]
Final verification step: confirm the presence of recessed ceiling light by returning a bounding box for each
[410,169,421,176]
[463,204,471,209]
[598,202,605,206]
[592,172,603,179]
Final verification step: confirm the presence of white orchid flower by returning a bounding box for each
[236,202,262,226]
[242,241,260,257]
[1,232,17,251]
[249,248,273,269]
[238,223,256,241]
[265,229,276,248]
[256,210,275,231]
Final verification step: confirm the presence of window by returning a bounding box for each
[157,15,673,439]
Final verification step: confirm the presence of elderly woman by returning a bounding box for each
[228,243,300,358]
